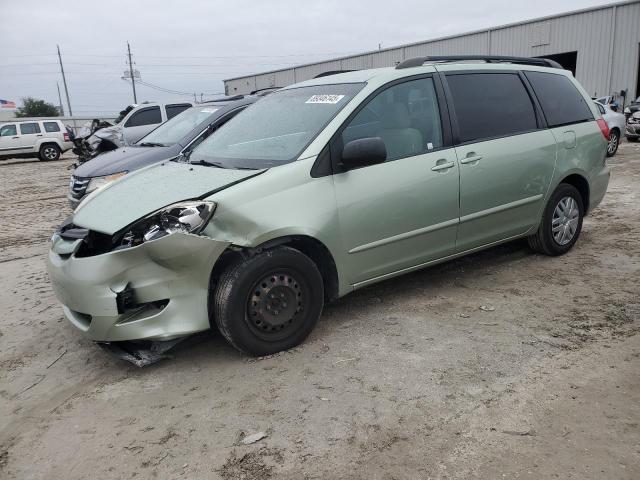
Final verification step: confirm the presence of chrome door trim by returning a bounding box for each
[460,194,543,224]
[348,217,459,254]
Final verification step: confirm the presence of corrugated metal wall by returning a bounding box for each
[224,0,640,101]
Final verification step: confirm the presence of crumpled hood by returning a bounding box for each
[74,145,179,178]
[73,161,264,235]
[92,125,125,146]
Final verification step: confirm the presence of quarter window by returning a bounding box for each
[43,121,61,132]
[0,124,17,136]
[19,122,41,135]
[525,71,593,127]
[446,73,537,143]
[342,77,443,161]
[125,106,162,127]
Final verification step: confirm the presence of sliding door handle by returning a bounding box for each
[460,154,482,164]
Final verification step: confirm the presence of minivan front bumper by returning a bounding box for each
[47,232,230,342]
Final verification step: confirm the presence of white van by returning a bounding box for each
[0,119,73,161]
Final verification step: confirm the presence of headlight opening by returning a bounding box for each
[117,201,216,249]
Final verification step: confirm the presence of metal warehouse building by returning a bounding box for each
[224,0,640,104]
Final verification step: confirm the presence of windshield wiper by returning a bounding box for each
[193,159,228,168]
[138,142,166,147]
[192,159,259,170]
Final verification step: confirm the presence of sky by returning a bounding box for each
[0,0,617,117]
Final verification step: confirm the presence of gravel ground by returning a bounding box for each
[0,145,639,479]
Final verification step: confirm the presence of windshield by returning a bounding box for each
[138,106,222,147]
[190,83,364,169]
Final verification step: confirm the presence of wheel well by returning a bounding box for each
[39,142,60,151]
[560,174,590,213]
[209,235,340,304]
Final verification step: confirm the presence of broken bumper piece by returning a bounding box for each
[47,232,229,342]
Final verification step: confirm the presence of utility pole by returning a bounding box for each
[57,45,72,116]
[56,82,65,116]
[127,41,138,103]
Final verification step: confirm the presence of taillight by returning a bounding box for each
[597,118,609,140]
[63,132,70,141]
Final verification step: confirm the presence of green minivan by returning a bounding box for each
[48,56,610,356]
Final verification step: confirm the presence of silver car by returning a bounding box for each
[595,101,625,156]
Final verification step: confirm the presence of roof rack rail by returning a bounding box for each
[313,70,354,78]
[202,95,244,103]
[395,55,563,70]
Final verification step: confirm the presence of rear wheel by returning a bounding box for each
[606,129,619,156]
[39,144,60,161]
[528,183,584,256]
[212,246,324,356]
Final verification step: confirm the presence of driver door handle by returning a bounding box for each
[431,159,455,172]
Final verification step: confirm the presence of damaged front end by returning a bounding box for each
[47,220,230,346]
[73,125,125,166]
[71,107,135,166]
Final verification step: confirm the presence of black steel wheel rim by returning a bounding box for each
[245,269,309,341]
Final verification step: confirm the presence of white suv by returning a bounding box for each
[0,119,73,161]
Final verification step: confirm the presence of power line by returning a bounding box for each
[0,50,360,60]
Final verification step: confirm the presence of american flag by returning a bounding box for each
[0,99,16,109]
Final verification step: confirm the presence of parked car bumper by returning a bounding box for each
[625,123,640,139]
[67,193,82,210]
[61,140,74,152]
[589,165,610,213]
[46,231,230,342]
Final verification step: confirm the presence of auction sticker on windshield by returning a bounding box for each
[306,95,345,104]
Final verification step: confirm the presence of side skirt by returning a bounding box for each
[351,231,530,291]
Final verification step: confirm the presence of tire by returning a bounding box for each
[212,246,324,356]
[606,129,619,157]
[527,183,584,256]
[39,144,61,161]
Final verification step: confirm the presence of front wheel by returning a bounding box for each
[528,183,584,256]
[212,246,324,356]
[606,129,619,157]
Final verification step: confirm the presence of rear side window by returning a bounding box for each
[446,73,537,143]
[166,104,191,120]
[0,124,17,136]
[43,121,61,132]
[525,72,593,127]
[125,106,162,127]
[19,122,41,134]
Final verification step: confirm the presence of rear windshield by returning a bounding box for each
[138,106,223,147]
[525,72,593,128]
[190,83,364,169]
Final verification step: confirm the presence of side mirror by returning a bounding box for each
[340,137,387,170]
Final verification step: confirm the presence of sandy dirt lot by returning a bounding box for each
[0,145,639,479]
